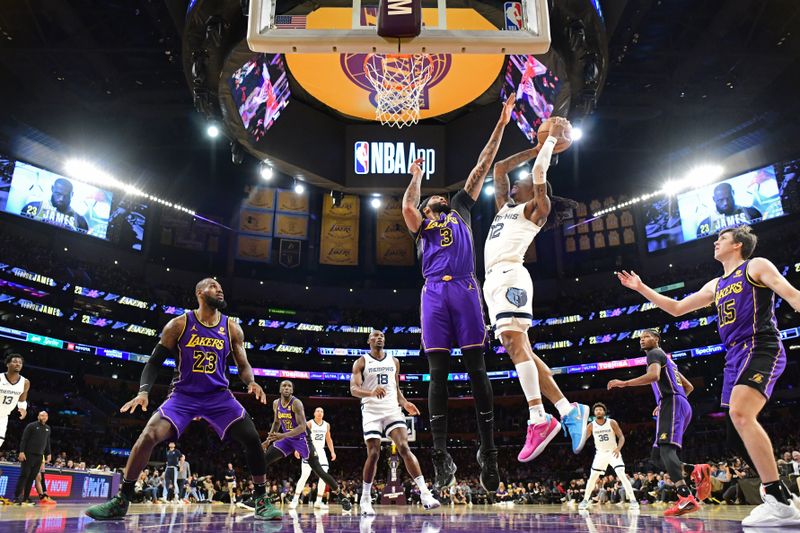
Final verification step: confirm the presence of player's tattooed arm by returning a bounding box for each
[493,146,541,211]
[349,357,374,398]
[463,93,515,201]
[525,181,552,227]
[402,158,425,233]
[230,319,266,403]
[748,257,800,312]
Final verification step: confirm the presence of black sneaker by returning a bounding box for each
[477,448,499,492]
[339,495,352,512]
[432,449,457,492]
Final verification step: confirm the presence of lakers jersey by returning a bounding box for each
[714,259,780,345]
[360,353,398,414]
[484,203,542,272]
[173,311,232,394]
[0,373,26,415]
[309,420,328,451]
[592,418,618,453]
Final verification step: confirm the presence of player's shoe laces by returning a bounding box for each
[432,449,457,491]
[360,498,376,516]
[421,492,441,510]
[518,415,561,462]
[664,493,700,516]
[742,491,800,527]
[691,464,712,501]
[578,500,590,511]
[476,447,500,492]
[254,494,283,520]
[85,493,130,521]
[561,402,590,453]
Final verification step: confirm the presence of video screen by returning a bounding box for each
[229,53,290,142]
[644,162,794,252]
[500,55,562,143]
[0,157,147,251]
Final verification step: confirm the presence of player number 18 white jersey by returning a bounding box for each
[592,418,618,453]
[484,203,542,272]
[0,373,25,415]
[360,353,397,414]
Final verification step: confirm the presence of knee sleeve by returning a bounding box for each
[228,417,267,477]
[659,444,683,481]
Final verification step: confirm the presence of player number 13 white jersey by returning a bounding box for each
[592,418,618,453]
[484,203,542,272]
[0,373,25,415]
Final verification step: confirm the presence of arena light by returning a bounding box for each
[206,124,220,138]
[484,185,495,196]
[572,127,584,141]
[259,162,273,181]
[294,180,305,194]
[370,197,382,209]
[517,170,528,180]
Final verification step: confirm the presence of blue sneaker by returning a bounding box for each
[561,402,590,453]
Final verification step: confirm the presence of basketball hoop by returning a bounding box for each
[364,53,433,129]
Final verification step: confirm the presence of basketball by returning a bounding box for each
[537,117,573,153]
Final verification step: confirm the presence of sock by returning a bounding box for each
[682,463,696,480]
[676,484,691,498]
[121,478,137,500]
[554,398,572,418]
[414,475,429,494]
[763,480,791,505]
[254,482,266,496]
[362,482,372,501]
[514,360,542,408]
[528,404,546,424]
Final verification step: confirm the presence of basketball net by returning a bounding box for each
[365,54,433,129]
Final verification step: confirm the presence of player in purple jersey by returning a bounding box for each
[85,278,280,521]
[618,226,800,527]
[401,94,516,492]
[257,380,352,513]
[608,330,710,516]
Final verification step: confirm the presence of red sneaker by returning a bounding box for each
[664,494,700,516]
[691,464,712,501]
[39,497,57,506]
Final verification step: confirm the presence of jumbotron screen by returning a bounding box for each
[644,161,797,252]
[500,55,562,143]
[229,53,291,142]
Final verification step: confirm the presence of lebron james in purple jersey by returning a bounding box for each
[86,278,281,521]
[402,94,516,492]
[618,226,800,527]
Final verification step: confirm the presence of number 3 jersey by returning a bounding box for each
[0,373,26,415]
[714,260,780,346]
[172,311,232,394]
[360,353,400,422]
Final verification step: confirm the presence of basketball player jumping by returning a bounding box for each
[0,353,29,450]
[402,93,516,492]
[618,225,800,527]
[577,403,638,511]
[350,330,440,515]
[85,278,279,521]
[289,407,337,510]
[260,381,352,513]
[612,330,714,516]
[487,117,591,462]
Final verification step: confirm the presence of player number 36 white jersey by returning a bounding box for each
[484,203,542,272]
[360,353,397,412]
[0,373,26,415]
[592,418,618,453]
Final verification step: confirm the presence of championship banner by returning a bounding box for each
[376,197,414,266]
[276,189,309,214]
[274,213,309,240]
[243,186,276,210]
[236,234,272,262]
[320,195,360,266]
[239,209,274,235]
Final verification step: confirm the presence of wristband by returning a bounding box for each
[17,401,27,410]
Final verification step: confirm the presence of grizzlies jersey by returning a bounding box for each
[714,260,780,345]
[484,202,542,272]
[592,418,618,453]
[0,373,26,415]
[360,353,398,414]
[309,420,328,452]
[173,311,232,394]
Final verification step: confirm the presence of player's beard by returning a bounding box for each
[429,202,451,215]
[203,293,228,311]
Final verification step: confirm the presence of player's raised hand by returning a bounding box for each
[616,270,643,291]
[18,407,26,420]
[402,401,420,416]
[549,117,570,139]
[248,381,267,404]
[121,392,149,414]
[410,158,424,180]
[607,379,625,390]
[373,386,387,399]
[500,92,516,124]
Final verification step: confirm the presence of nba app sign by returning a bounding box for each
[354,141,436,180]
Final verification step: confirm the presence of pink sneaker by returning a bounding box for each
[518,415,562,462]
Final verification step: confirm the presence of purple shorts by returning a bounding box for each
[420,274,487,352]
[653,395,692,449]
[158,389,246,440]
[721,335,786,408]
[273,434,311,459]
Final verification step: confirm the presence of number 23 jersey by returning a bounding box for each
[714,260,779,346]
[360,353,399,421]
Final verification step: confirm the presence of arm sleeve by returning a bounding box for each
[19,423,32,452]
[139,343,172,394]
[531,136,557,183]
[450,190,476,223]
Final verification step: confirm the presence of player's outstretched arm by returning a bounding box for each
[617,271,716,317]
[608,363,661,389]
[402,158,425,233]
[230,319,266,404]
[463,93,515,201]
[493,145,540,211]
[748,257,800,312]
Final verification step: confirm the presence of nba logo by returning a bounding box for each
[504,2,523,31]
[354,141,369,174]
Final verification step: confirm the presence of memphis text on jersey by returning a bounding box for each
[493,209,521,223]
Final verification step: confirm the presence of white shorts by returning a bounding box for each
[362,408,406,442]
[591,451,625,473]
[483,263,533,334]
[0,415,7,442]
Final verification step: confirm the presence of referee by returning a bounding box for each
[14,411,52,505]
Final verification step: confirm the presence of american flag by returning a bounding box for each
[275,15,307,29]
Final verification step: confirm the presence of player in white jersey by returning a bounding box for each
[486,118,590,463]
[289,407,336,510]
[578,403,638,510]
[350,330,440,515]
[0,354,30,449]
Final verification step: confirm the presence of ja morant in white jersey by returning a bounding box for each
[0,356,30,448]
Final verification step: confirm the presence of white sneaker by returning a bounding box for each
[360,499,376,516]
[288,499,299,510]
[421,492,441,510]
[314,501,328,510]
[578,500,590,511]
[742,495,800,527]
[628,501,639,511]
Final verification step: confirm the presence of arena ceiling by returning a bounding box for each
[0,0,799,212]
